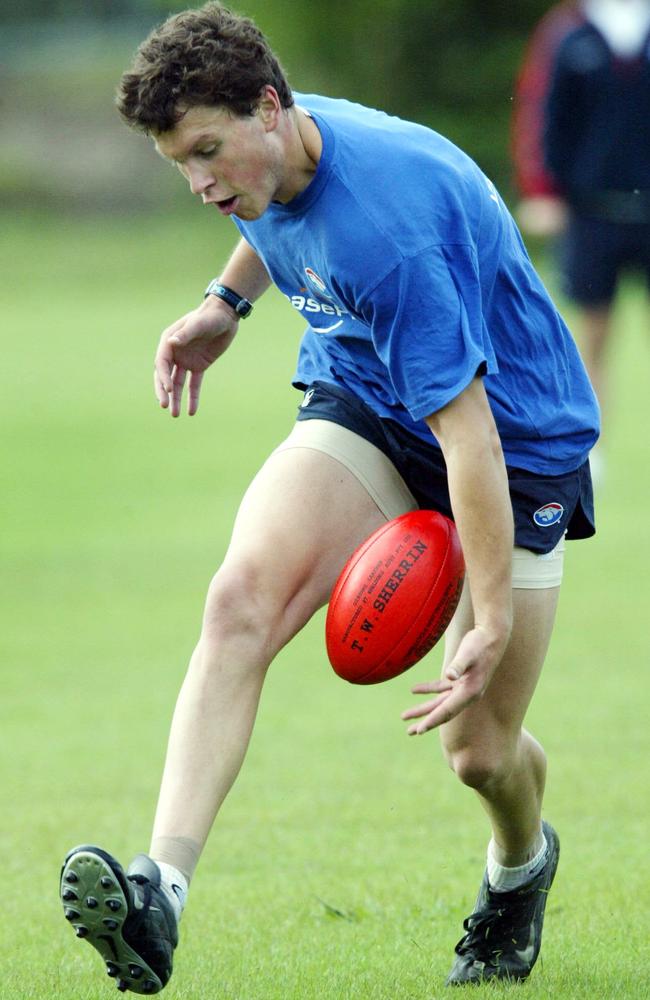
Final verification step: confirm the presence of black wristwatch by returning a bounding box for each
[204,279,253,319]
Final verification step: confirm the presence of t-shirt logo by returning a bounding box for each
[288,267,350,334]
[304,267,333,301]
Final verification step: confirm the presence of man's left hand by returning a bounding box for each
[400,625,508,734]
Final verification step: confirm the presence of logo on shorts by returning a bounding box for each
[304,267,333,301]
[301,388,315,408]
[533,502,564,527]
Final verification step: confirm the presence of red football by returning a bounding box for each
[326,510,465,685]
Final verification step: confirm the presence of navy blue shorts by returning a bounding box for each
[561,213,650,305]
[296,381,595,555]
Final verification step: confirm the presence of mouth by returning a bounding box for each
[214,195,240,216]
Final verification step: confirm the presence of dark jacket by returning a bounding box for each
[544,22,650,221]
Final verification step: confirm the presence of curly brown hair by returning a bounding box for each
[116,2,294,134]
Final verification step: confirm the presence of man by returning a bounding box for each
[512,0,650,481]
[543,0,650,478]
[59,3,599,993]
[511,0,584,237]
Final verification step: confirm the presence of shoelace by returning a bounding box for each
[455,891,536,958]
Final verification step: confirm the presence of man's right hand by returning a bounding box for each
[154,297,240,417]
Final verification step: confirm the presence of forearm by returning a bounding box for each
[218,238,273,303]
[426,381,513,641]
[402,380,514,731]
[445,433,513,637]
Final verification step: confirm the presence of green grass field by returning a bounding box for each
[3,210,650,999]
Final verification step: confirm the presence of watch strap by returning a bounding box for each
[204,280,253,319]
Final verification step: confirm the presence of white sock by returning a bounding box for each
[487,832,548,893]
[155,862,189,922]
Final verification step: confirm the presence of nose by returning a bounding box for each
[185,163,216,197]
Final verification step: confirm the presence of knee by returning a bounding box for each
[443,742,514,793]
[201,559,279,654]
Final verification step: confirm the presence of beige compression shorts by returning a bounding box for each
[273,418,565,589]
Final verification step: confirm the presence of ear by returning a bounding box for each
[257,85,283,132]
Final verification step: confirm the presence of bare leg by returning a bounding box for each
[150,447,388,856]
[441,582,562,984]
[578,303,613,421]
[59,447,391,995]
[440,582,560,862]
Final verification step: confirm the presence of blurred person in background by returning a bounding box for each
[58,2,599,994]
[512,1,584,238]
[514,0,650,480]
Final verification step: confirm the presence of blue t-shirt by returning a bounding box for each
[234,94,599,474]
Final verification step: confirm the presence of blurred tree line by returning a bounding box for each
[1,0,553,210]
